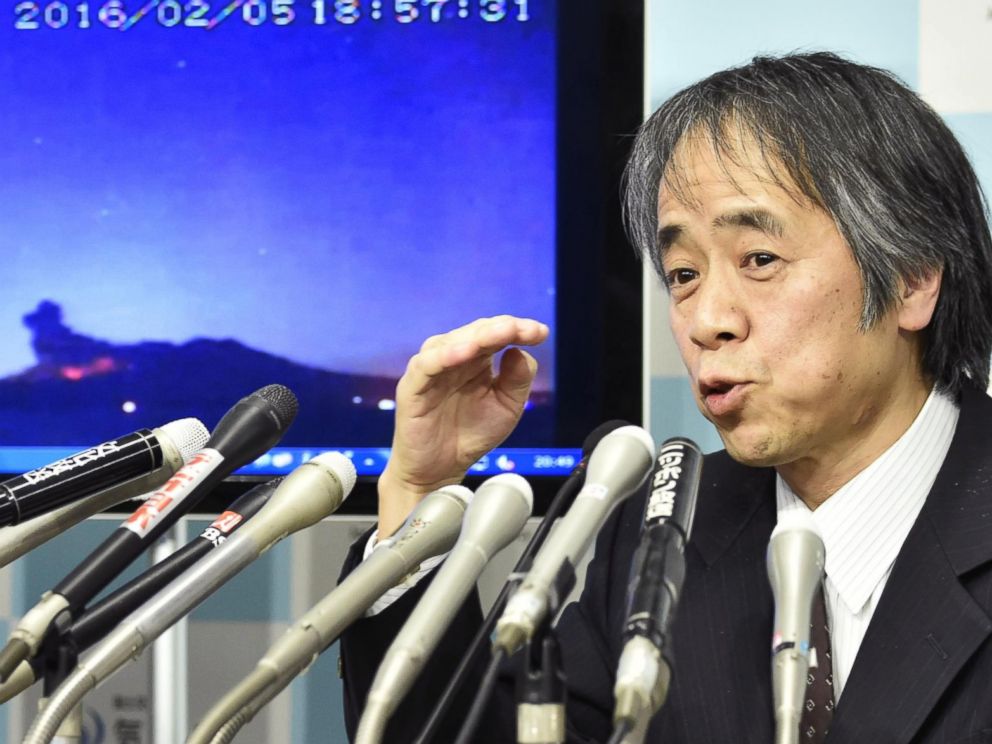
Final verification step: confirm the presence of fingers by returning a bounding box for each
[405,316,549,391]
[419,316,548,356]
[494,347,539,406]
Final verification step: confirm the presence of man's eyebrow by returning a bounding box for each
[656,224,682,257]
[712,208,785,237]
[655,209,784,257]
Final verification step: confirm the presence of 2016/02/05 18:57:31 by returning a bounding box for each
[12,0,531,30]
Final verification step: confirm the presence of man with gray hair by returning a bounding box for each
[340,52,992,743]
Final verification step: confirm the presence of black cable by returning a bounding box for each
[452,648,505,744]
[606,718,633,744]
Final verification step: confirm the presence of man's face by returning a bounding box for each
[658,140,925,474]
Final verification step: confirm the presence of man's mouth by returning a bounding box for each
[699,380,750,417]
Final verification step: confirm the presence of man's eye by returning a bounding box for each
[743,252,778,268]
[666,268,698,287]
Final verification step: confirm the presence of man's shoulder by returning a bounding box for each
[957,383,992,437]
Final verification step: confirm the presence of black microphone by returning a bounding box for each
[55,384,298,611]
[69,477,282,651]
[612,437,702,735]
[0,418,208,527]
[0,418,209,569]
[0,384,298,683]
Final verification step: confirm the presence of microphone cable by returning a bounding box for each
[452,647,506,744]
[606,720,633,744]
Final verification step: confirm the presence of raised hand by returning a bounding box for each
[377,315,549,536]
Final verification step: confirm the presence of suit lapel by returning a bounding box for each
[677,387,992,744]
[691,450,776,568]
[827,386,992,744]
[686,452,778,741]
[826,518,991,743]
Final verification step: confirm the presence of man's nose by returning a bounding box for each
[688,270,748,349]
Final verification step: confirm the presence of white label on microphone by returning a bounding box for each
[22,440,126,485]
[123,448,225,538]
[580,483,609,501]
[647,444,686,521]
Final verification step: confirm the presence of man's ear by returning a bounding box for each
[897,267,943,332]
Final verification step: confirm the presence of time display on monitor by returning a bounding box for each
[13,0,530,29]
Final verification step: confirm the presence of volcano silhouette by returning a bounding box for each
[0,301,553,448]
[0,301,400,446]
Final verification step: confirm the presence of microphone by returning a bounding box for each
[69,477,282,652]
[0,418,209,527]
[0,384,298,683]
[0,418,209,569]
[355,473,534,744]
[767,510,825,744]
[187,484,474,744]
[413,420,630,744]
[0,479,281,706]
[493,425,655,656]
[612,437,702,737]
[21,452,357,744]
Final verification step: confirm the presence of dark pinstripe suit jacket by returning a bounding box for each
[340,385,992,744]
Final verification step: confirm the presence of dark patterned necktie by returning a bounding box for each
[800,582,834,742]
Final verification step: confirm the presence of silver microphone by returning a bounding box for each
[355,473,534,744]
[494,425,655,655]
[187,483,474,744]
[767,510,825,744]
[21,452,357,744]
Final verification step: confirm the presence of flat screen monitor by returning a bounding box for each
[0,1,643,510]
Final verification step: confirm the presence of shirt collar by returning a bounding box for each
[776,388,959,615]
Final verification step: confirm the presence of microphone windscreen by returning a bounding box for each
[251,384,299,429]
[157,418,210,463]
[581,420,632,459]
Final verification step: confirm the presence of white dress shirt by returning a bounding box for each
[775,388,959,700]
[361,528,449,616]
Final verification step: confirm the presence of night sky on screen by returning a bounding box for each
[0,1,556,387]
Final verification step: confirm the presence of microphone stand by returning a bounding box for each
[39,627,82,744]
[607,713,649,744]
[452,559,577,744]
[412,465,587,744]
[515,618,566,744]
[152,521,188,744]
